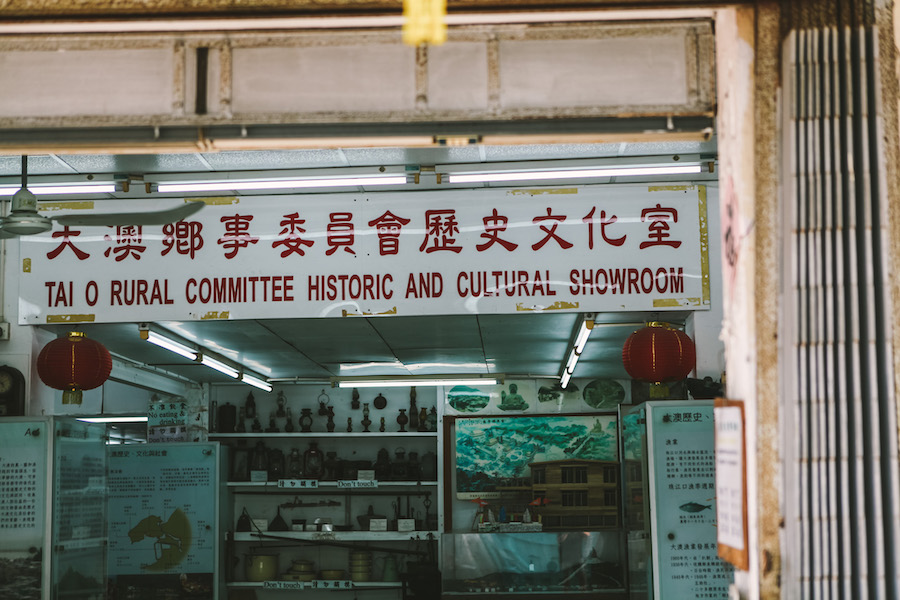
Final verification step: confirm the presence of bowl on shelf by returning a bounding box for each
[320,569,346,579]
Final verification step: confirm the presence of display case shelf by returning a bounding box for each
[227,480,438,488]
[227,581,402,589]
[211,432,438,439]
[234,531,434,542]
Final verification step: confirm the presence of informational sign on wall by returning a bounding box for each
[19,184,709,324]
[107,443,219,599]
[647,403,733,599]
[0,420,46,600]
[714,398,749,570]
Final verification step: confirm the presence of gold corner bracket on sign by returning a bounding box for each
[188,196,239,205]
[515,301,579,312]
[648,185,694,192]
[342,307,398,317]
[697,185,711,306]
[200,311,231,320]
[47,314,96,323]
[41,201,95,213]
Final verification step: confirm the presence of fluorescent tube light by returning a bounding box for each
[559,315,594,389]
[157,175,408,193]
[242,373,273,392]
[447,164,701,184]
[0,184,117,196]
[77,416,149,423]
[336,377,499,389]
[145,331,198,360]
[201,355,240,379]
[560,368,573,390]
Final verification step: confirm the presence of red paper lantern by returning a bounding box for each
[622,322,696,383]
[37,331,112,405]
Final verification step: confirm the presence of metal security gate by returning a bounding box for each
[785,24,900,599]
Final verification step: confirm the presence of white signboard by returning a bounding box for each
[19,184,709,324]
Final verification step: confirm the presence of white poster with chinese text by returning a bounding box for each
[19,184,710,324]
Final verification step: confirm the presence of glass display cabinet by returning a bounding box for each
[441,532,627,599]
[619,401,733,600]
[0,417,108,600]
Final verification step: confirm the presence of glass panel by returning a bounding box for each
[52,418,108,600]
[442,531,626,596]
[0,419,47,600]
[107,443,220,600]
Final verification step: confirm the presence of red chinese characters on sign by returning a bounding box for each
[476,208,518,252]
[420,209,462,253]
[162,221,204,258]
[103,226,147,261]
[583,207,625,248]
[40,201,692,262]
[368,211,410,256]
[272,212,315,258]
[532,207,573,251]
[218,214,259,259]
[640,204,682,249]
[47,227,89,260]
[326,212,355,256]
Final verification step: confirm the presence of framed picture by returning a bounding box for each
[455,414,618,499]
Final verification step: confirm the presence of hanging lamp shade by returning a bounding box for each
[622,322,696,383]
[37,331,112,405]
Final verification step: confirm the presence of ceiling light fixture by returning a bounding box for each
[0,183,118,196]
[155,175,408,194]
[241,373,274,392]
[438,154,708,185]
[560,314,595,389]
[139,324,271,390]
[144,330,198,360]
[77,416,149,423]
[200,354,240,379]
[447,164,701,184]
[333,375,501,389]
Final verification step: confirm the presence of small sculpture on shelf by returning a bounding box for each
[250,441,268,478]
[408,386,419,430]
[391,447,409,480]
[276,390,287,417]
[374,447,391,481]
[323,451,339,480]
[318,390,331,416]
[346,417,353,432]
[351,387,361,410]
[304,442,324,479]
[267,448,285,481]
[251,416,262,433]
[235,406,246,433]
[426,406,438,432]
[326,406,336,432]
[287,448,303,478]
[284,406,295,432]
[417,406,428,432]
[299,408,313,432]
[396,408,409,432]
[244,392,256,419]
[265,411,279,433]
[379,417,386,433]
[361,403,372,432]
